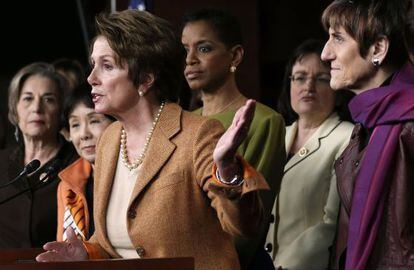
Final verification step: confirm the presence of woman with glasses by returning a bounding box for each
[264,39,354,270]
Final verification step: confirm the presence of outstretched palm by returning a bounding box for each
[36,227,88,262]
[213,99,256,172]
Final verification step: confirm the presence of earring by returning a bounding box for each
[230,65,237,73]
[14,125,19,142]
[138,90,144,97]
[372,58,380,67]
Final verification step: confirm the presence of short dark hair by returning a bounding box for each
[322,0,408,68]
[62,83,115,130]
[94,10,183,102]
[8,62,67,125]
[182,8,243,48]
[52,58,85,87]
[277,39,354,125]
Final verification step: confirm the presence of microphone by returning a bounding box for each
[0,159,41,188]
[39,159,62,184]
[0,159,62,205]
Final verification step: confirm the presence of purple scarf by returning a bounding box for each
[345,63,414,270]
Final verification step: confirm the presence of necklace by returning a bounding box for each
[203,94,245,116]
[120,102,165,171]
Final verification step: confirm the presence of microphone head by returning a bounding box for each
[45,159,62,176]
[24,159,41,175]
[39,159,62,183]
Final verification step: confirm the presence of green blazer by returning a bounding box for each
[195,102,286,268]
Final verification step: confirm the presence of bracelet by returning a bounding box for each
[215,169,244,186]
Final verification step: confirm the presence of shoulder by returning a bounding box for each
[99,121,122,143]
[333,120,354,136]
[0,147,19,178]
[321,114,354,138]
[0,146,16,159]
[59,157,91,187]
[103,121,122,135]
[181,109,225,134]
[254,102,282,120]
[321,117,354,148]
[251,102,284,128]
[324,119,354,157]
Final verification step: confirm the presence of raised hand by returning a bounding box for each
[213,99,256,181]
[36,227,88,262]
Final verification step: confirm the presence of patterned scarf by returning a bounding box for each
[345,63,414,270]
[63,190,87,241]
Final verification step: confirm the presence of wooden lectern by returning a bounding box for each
[0,248,194,270]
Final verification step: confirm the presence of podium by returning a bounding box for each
[0,248,194,270]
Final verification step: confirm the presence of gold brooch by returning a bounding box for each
[298,147,309,157]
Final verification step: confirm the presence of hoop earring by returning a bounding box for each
[372,58,380,67]
[230,66,237,73]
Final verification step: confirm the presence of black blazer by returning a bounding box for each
[0,139,77,248]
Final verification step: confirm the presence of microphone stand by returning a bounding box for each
[0,160,40,189]
[0,173,26,189]
[0,175,58,205]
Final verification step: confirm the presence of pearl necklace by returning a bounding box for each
[120,102,165,171]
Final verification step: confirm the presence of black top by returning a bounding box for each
[0,138,77,248]
[85,173,95,238]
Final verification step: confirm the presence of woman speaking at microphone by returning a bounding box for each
[0,62,77,248]
[36,10,268,270]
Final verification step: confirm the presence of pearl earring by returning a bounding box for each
[230,66,237,73]
[372,58,380,67]
[138,91,144,97]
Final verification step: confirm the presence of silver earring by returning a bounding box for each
[372,58,380,67]
[14,125,19,142]
[138,91,144,97]
[230,66,237,73]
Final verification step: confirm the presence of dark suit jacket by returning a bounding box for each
[0,139,77,248]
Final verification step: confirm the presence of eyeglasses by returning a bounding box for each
[289,74,331,86]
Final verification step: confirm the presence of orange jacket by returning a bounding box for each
[56,158,92,241]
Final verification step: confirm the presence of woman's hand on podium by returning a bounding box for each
[36,227,88,262]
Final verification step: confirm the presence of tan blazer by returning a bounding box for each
[265,113,353,270]
[85,103,269,270]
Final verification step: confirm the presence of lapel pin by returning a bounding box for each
[298,147,309,157]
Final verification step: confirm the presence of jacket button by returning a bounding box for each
[265,243,273,253]
[127,210,136,219]
[136,246,146,257]
[269,214,275,223]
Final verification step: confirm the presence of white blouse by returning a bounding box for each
[106,150,141,258]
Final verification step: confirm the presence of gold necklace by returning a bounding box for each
[204,94,245,116]
[120,102,165,171]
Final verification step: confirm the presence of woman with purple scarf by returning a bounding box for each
[320,0,414,269]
